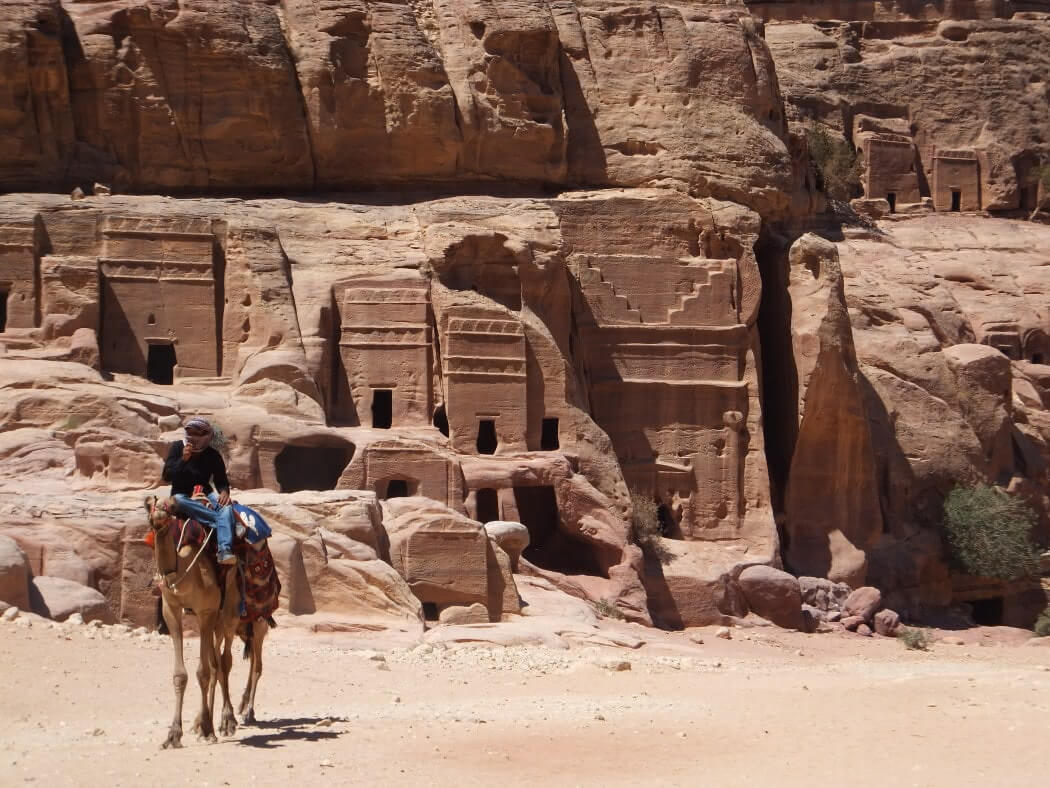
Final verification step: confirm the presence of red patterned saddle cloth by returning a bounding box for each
[234,540,281,623]
[170,518,212,555]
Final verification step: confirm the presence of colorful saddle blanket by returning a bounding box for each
[234,540,281,623]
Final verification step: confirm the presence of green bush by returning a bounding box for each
[807,125,862,201]
[898,627,930,651]
[1035,608,1050,638]
[594,598,625,620]
[942,484,1040,581]
[630,490,672,565]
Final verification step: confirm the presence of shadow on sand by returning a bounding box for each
[235,716,347,749]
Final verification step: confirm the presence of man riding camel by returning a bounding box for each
[162,417,237,566]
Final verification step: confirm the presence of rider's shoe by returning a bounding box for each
[217,550,237,566]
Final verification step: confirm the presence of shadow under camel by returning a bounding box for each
[236,716,347,749]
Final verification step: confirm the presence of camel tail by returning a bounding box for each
[155,598,169,636]
[242,621,253,660]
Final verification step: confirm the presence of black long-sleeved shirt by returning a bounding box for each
[162,441,230,497]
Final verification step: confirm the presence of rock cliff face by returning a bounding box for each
[0,0,1048,630]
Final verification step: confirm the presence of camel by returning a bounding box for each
[145,495,241,748]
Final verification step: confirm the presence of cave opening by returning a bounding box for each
[477,419,498,455]
[753,229,799,515]
[886,192,896,213]
[274,443,354,493]
[371,388,392,429]
[540,417,560,450]
[969,597,1004,627]
[385,479,409,499]
[476,488,499,523]
[146,342,176,385]
[0,289,8,332]
[516,486,607,577]
[433,405,449,437]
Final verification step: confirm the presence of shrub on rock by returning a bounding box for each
[942,484,1041,581]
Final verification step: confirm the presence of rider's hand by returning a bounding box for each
[181,443,193,461]
[218,490,231,507]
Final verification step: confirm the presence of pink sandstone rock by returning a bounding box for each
[844,587,883,624]
[874,609,901,637]
[738,565,804,630]
[0,535,31,610]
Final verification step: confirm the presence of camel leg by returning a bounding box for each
[160,597,186,750]
[194,612,218,743]
[216,626,237,737]
[240,620,267,724]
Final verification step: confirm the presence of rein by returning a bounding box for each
[151,503,216,592]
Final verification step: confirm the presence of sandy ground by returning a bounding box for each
[1,617,1049,788]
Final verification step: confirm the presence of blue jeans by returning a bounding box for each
[173,492,235,554]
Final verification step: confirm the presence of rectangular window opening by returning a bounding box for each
[476,488,499,523]
[372,389,393,429]
[540,417,560,451]
[476,419,498,455]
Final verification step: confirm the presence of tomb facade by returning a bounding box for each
[932,149,981,212]
[441,309,528,455]
[337,277,432,428]
[0,223,39,334]
[858,133,921,208]
[98,217,219,380]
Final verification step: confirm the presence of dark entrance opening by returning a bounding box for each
[516,486,608,576]
[146,343,177,385]
[1020,184,1038,212]
[433,405,449,437]
[540,417,560,450]
[422,602,439,621]
[656,503,683,539]
[951,189,962,212]
[969,597,1004,627]
[476,419,498,454]
[385,479,409,499]
[886,192,896,213]
[274,443,355,493]
[371,389,392,429]
[1032,353,1045,365]
[0,289,7,332]
[476,488,499,523]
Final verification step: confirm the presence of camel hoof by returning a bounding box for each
[244,710,256,725]
[161,730,183,749]
[219,714,237,737]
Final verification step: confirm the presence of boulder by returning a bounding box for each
[842,615,865,632]
[438,603,489,626]
[798,577,852,612]
[738,565,803,630]
[857,623,873,637]
[29,576,112,624]
[483,521,530,570]
[874,608,902,637]
[385,497,490,610]
[800,604,824,633]
[844,586,883,623]
[0,535,31,610]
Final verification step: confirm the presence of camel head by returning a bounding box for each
[144,495,178,533]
